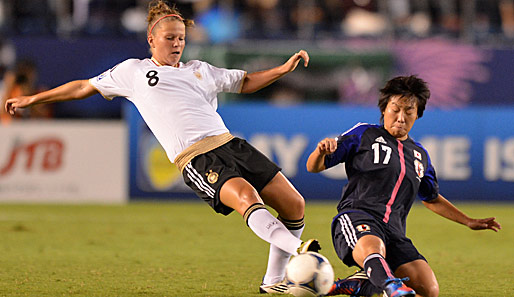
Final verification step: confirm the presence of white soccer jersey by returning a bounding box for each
[89,58,246,161]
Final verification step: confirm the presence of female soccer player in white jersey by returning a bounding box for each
[5,0,319,293]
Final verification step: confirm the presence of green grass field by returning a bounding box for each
[0,201,512,297]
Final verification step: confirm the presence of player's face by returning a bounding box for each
[383,95,418,140]
[148,20,186,67]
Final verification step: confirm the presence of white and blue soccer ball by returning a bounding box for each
[285,252,335,297]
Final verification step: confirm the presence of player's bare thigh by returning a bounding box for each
[352,234,387,267]
[259,172,305,220]
[219,177,264,216]
[395,259,439,297]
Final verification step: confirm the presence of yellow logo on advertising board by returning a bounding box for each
[146,146,181,190]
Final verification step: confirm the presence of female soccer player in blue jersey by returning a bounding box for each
[307,75,501,297]
[5,0,320,293]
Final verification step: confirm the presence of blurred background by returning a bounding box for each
[0,0,513,203]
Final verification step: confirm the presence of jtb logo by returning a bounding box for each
[0,138,64,176]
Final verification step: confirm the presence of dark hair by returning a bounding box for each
[378,75,430,122]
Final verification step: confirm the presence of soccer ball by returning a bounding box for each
[285,252,335,297]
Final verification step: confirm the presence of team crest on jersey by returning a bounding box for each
[97,71,108,81]
[194,71,202,80]
[97,63,119,81]
[206,170,218,184]
[413,150,422,160]
[414,159,424,178]
[356,224,371,232]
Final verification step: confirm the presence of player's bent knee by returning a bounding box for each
[289,195,305,213]
[414,282,439,297]
[275,195,305,221]
[236,187,262,209]
[424,283,439,297]
[220,178,263,215]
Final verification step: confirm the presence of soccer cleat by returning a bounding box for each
[384,278,416,297]
[259,281,289,294]
[297,239,321,254]
[326,270,368,296]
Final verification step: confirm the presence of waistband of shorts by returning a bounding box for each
[174,132,235,173]
[331,209,375,225]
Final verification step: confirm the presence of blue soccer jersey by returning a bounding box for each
[325,123,439,233]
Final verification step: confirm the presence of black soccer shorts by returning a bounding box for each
[182,137,281,215]
[331,210,427,272]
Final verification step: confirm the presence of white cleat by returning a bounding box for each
[259,281,290,294]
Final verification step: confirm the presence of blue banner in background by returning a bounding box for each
[128,104,514,202]
[9,37,514,121]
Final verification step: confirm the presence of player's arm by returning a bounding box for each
[240,50,309,94]
[5,80,98,116]
[422,194,501,232]
[0,71,16,119]
[306,137,337,173]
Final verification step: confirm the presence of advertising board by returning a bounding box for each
[128,104,514,202]
[0,121,127,203]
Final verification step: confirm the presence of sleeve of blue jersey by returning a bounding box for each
[323,123,370,169]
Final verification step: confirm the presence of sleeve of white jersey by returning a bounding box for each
[203,61,247,94]
[89,59,136,100]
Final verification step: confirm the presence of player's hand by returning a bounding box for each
[317,138,337,155]
[284,50,309,73]
[466,217,501,232]
[5,96,32,116]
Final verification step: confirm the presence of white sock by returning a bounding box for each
[263,226,304,285]
[247,209,302,257]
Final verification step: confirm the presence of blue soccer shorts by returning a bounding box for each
[331,210,427,272]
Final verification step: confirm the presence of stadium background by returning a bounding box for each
[0,0,513,203]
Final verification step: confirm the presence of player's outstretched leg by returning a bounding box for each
[260,216,305,294]
[362,254,415,297]
[245,203,305,255]
[257,172,319,294]
[259,238,321,294]
[219,177,305,257]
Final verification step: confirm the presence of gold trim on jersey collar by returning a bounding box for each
[151,57,181,68]
[150,57,162,66]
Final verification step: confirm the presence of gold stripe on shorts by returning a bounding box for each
[174,132,234,173]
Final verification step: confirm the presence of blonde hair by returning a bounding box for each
[147,0,194,34]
